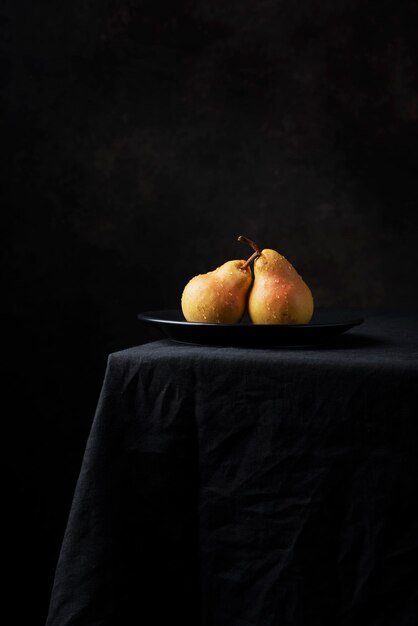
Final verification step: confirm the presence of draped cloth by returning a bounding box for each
[46,312,418,626]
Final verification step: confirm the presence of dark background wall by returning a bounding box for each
[3,0,418,623]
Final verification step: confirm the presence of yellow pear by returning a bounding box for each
[181,258,254,323]
[238,236,314,324]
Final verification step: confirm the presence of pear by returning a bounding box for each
[238,236,314,324]
[181,256,256,323]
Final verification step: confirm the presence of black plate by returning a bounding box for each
[137,309,364,348]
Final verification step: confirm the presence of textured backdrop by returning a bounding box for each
[3,1,418,623]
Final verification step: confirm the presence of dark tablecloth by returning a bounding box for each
[46,312,418,626]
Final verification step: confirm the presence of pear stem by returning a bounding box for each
[241,250,260,270]
[238,235,262,268]
[237,235,262,255]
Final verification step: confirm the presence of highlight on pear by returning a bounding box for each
[180,236,314,325]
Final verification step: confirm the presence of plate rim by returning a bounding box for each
[137,309,365,330]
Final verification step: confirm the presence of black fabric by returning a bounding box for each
[46,311,418,626]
